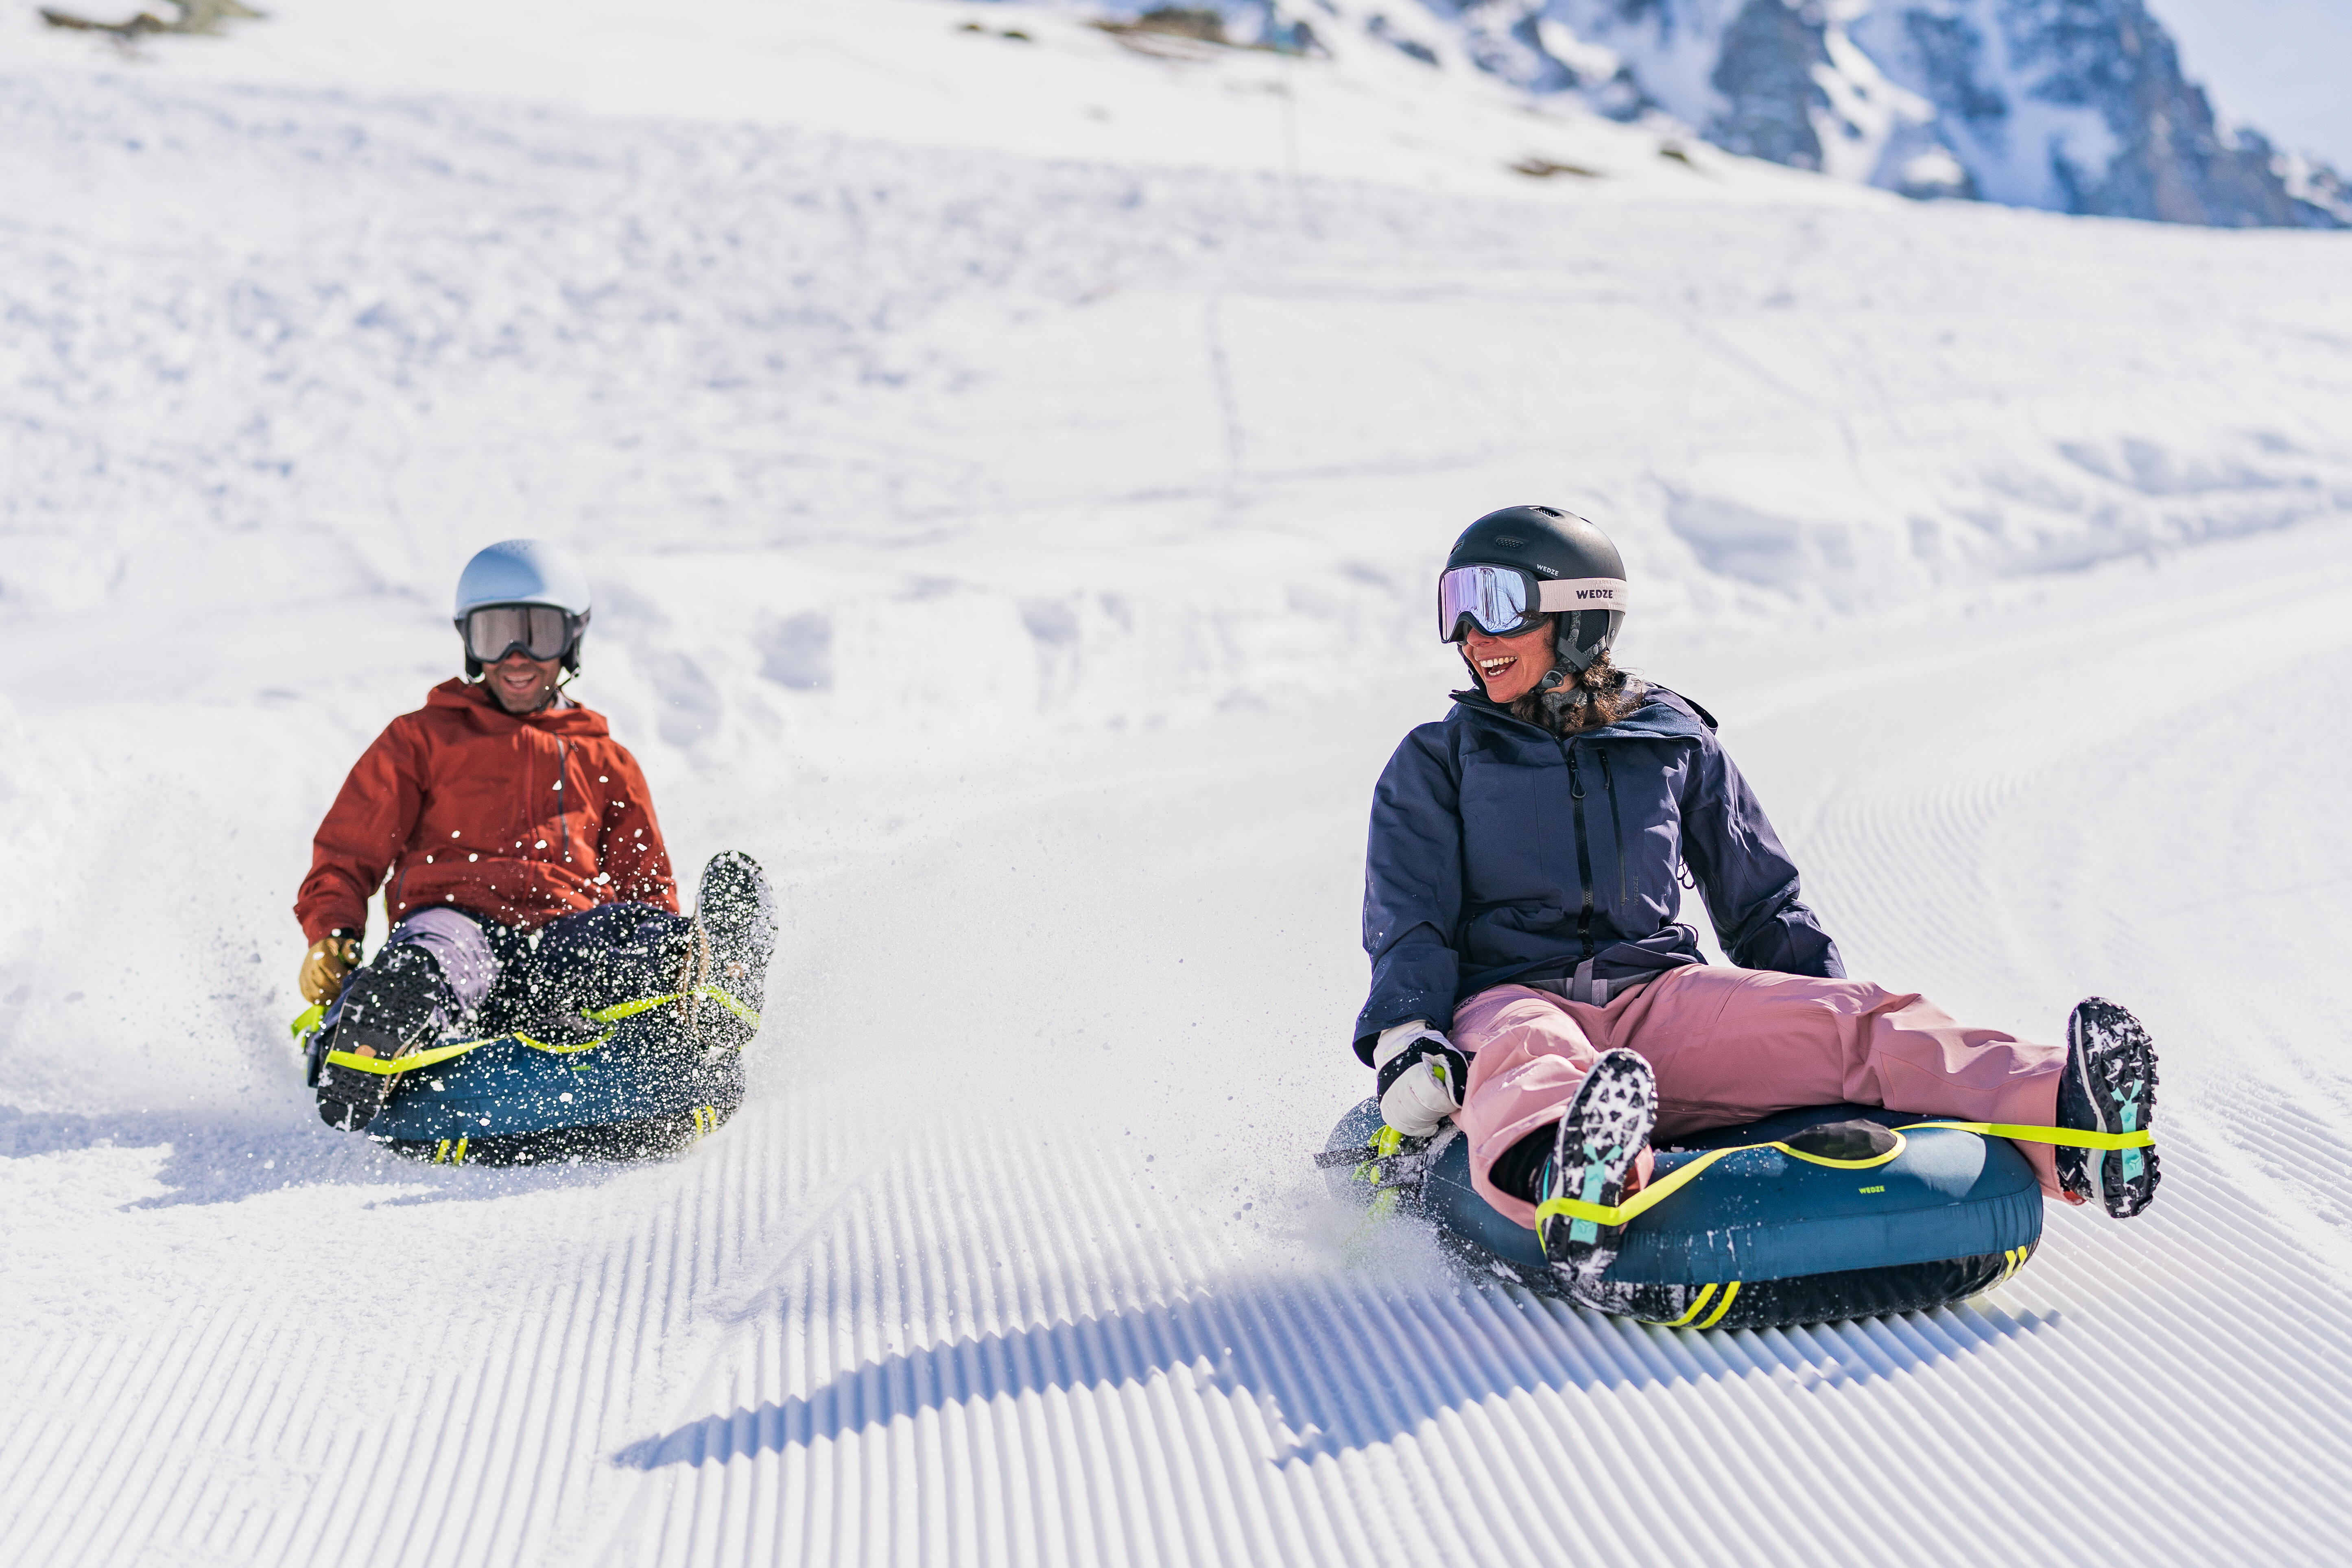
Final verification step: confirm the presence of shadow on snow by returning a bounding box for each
[614,1275,2058,1468]
[0,1100,644,1207]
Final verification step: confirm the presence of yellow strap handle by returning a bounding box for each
[1533,1120,2156,1230]
[517,1031,609,1056]
[587,985,759,1027]
[1535,1143,1748,1230]
[303,986,760,1077]
[323,1037,497,1077]
[1899,1119,2153,1150]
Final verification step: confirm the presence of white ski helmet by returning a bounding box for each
[452,539,594,676]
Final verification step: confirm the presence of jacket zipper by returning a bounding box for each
[1562,740,1597,959]
[523,727,541,903]
[554,737,569,867]
[1599,747,1627,910]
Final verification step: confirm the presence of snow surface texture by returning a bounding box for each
[6,6,2352,1564]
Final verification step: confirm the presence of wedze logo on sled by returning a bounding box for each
[1536,578,1631,611]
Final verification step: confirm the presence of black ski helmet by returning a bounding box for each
[1442,505,1628,674]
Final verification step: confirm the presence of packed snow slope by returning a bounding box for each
[6,6,2352,1565]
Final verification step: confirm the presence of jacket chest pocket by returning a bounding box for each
[1458,754,1563,907]
[1593,746,1684,920]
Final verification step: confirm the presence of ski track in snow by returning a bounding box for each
[5,46,2352,1568]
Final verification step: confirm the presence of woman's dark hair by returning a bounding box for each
[1504,623,1644,736]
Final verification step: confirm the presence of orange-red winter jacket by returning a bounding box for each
[295,679,677,942]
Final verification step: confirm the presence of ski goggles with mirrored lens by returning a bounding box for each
[1438,565,1631,642]
[462,603,577,664]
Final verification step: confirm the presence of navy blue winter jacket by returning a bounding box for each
[1355,684,1842,1061]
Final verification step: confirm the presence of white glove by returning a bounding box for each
[1372,1019,1470,1138]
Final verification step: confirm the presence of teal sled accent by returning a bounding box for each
[356,1018,745,1165]
[1322,1098,2043,1328]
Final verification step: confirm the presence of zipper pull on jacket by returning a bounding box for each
[1599,748,1628,909]
[1560,740,1597,960]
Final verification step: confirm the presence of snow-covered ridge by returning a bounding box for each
[1089,0,2350,226]
[13,0,2341,226]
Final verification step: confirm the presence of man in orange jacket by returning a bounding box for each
[296,539,773,1132]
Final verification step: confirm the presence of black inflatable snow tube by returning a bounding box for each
[1321,1098,2043,1330]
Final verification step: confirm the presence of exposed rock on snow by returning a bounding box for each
[1127,0,2349,225]
[1574,0,2349,224]
[37,0,262,39]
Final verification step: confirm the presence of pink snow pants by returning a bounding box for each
[1451,965,2070,1229]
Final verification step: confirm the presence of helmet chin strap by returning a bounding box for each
[476,664,572,713]
[1461,613,1603,699]
[1461,655,1585,709]
[1552,609,1603,675]
[1538,614,1604,717]
[1537,665,1590,718]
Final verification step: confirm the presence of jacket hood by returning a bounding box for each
[1448,682,1714,744]
[426,676,612,738]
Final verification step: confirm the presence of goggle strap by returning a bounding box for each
[1535,578,1631,613]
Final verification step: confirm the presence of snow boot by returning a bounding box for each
[681,851,775,1054]
[316,944,449,1132]
[2057,998,2160,1218]
[1537,1048,1658,1286]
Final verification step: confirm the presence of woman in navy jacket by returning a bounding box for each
[1359,507,2160,1291]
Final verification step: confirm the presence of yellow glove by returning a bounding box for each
[299,934,362,1005]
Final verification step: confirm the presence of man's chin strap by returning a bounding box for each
[473,669,573,715]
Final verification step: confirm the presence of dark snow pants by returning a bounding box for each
[325,903,693,1044]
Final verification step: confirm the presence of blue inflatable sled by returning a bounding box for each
[295,993,747,1166]
[1321,1100,2051,1329]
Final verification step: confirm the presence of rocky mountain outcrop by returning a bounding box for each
[1147,0,2346,226]
[1524,0,2347,225]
